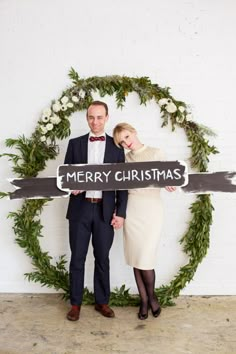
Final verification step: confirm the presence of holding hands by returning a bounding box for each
[111,214,125,229]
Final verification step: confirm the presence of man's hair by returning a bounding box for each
[87,101,108,116]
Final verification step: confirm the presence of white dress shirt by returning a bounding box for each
[85,132,106,199]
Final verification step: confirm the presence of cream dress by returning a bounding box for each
[123,145,165,270]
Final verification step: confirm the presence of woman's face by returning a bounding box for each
[118,129,137,150]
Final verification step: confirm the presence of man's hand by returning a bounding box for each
[71,190,84,195]
[111,214,125,229]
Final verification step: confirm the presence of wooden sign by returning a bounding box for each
[8,161,236,199]
[182,171,236,193]
[57,160,188,192]
[9,177,68,200]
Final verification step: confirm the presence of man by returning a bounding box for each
[64,101,128,321]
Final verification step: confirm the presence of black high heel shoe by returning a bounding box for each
[149,298,162,318]
[138,303,148,320]
[138,311,148,320]
[151,305,161,318]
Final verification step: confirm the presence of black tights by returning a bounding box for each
[134,268,160,314]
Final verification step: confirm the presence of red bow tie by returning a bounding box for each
[89,136,105,142]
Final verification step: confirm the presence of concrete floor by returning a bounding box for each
[0,294,235,354]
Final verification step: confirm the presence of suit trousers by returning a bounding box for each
[68,200,114,305]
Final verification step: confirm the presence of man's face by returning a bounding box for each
[86,105,108,136]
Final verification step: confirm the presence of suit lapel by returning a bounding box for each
[104,134,113,163]
[80,134,89,163]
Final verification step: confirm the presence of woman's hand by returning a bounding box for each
[165,186,177,192]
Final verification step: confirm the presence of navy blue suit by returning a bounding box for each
[64,133,128,305]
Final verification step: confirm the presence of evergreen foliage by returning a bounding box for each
[0,69,218,306]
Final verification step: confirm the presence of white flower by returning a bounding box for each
[176,116,185,123]
[78,89,86,98]
[166,102,177,113]
[158,98,169,107]
[186,113,193,121]
[41,107,52,122]
[50,115,61,125]
[40,135,46,142]
[46,123,53,131]
[42,108,52,117]
[178,106,186,113]
[61,96,69,104]
[72,95,79,103]
[42,116,50,123]
[39,125,48,134]
[53,96,73,112]
[61,104,67,111]
[52,101,62,113]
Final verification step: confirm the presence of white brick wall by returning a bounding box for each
[0,0,235,294]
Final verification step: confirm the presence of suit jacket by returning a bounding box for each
[64,133,128,223]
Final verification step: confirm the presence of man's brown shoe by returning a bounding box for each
[67,305,81,321]
[95,304,115,318]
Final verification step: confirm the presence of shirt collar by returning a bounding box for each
[89,132,106,138]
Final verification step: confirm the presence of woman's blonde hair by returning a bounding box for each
[113,122,136,147]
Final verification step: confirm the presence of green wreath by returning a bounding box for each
[0,68,218,306]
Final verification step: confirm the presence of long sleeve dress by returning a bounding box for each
[123,145,165,270]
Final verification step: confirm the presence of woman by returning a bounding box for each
[113,123,175,320]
